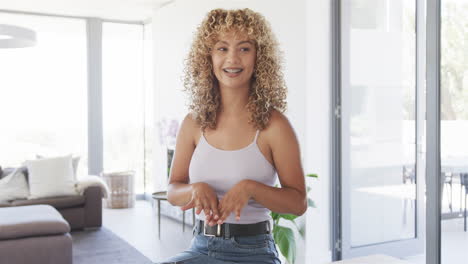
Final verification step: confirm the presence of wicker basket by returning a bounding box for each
[102,171,135,209]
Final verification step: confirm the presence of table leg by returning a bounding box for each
[465,194,467,232]
[158,199,161,239]
[192,208,195,227]
[461,182,464,213]
[449,178,453,212]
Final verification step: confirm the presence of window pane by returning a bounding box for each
[102,22,145,194]
[143,22,155,195]
[0,13,88,175]
[343,0,417,248]
[441,0,468,263]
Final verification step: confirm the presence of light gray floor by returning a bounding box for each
[103,200,194,263]
[104,200,468,264]
[403,217,468,264]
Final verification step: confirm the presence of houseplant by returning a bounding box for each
[270,173,318,264]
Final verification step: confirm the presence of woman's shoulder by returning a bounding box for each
[265,109,291,130]
[181,112,197,126]
[180,112,202,143]
[263,109,295,141]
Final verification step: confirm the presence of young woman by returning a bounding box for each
[160,8,306,264]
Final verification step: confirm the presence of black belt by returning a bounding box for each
[195,220,271,239]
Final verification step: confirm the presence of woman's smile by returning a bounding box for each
[223,67,244,77]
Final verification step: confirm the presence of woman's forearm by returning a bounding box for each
[245,180,307,216]
[166,182,193,207]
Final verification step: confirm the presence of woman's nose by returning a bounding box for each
[226,50,240,64]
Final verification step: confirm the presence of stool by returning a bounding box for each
[0,204,72,264]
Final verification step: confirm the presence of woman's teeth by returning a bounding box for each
[223,69,243,73]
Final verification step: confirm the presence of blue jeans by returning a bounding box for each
[157,229,281,264]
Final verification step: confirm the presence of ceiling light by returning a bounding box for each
[0,24,37,48]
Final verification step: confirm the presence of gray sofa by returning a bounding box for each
[0,167,102,230]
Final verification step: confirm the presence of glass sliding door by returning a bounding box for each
[340,0,424,258]
[102,22,145,194]
[440,0,468,263]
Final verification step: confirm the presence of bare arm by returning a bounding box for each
[247,112,307,215]
[166,114,196,206]
[167,114,220,220]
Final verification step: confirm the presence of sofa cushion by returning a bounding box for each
[36,155,80,180]
[0,168,29,203]
[11,195,85,209]
[2,166,28,179]
[24,155,77,199]
[0,204,70,240]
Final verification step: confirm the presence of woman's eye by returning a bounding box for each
[240,47,250,52]
[217,47,227,51]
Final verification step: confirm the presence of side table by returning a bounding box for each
[152,191,195,239]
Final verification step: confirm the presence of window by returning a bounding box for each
[0,12,88,175]
[339,0,420,257]
[441,0,468,263]
[102,22,146,193]
[143,22,155,195]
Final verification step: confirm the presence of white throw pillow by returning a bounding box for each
[36,155,80,180]
[25,155,77,199]
[0,168,30,203]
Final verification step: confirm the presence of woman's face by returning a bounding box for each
[211,31,257,90]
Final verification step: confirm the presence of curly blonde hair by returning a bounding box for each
[183,8,287,131]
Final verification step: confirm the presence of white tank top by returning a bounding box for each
[189,130,277,224]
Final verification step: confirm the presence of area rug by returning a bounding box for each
[72,227,153,264]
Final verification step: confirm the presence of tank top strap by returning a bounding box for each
[253,130,260,143]
[199,130,206,143]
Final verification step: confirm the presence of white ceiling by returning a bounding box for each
[0,0,173,22]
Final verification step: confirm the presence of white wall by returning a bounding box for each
[305,0,332,263]
[152,0,332,262]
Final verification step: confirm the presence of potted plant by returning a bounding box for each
[270,173,318,264]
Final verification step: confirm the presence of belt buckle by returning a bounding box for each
[203,223,222,237]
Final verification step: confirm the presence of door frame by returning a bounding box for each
[331,0,427,260]
[426,0,442,263]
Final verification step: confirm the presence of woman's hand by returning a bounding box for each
[215,180,253,225]
[180,182,220,223]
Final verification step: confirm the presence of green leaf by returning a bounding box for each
[271,212,280,221]
[273,225,296,264]
[306,186,312,193]
[306,173,318,178]
[307,198,316,208]
[279,213,298,221]
[298,224,306,239]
